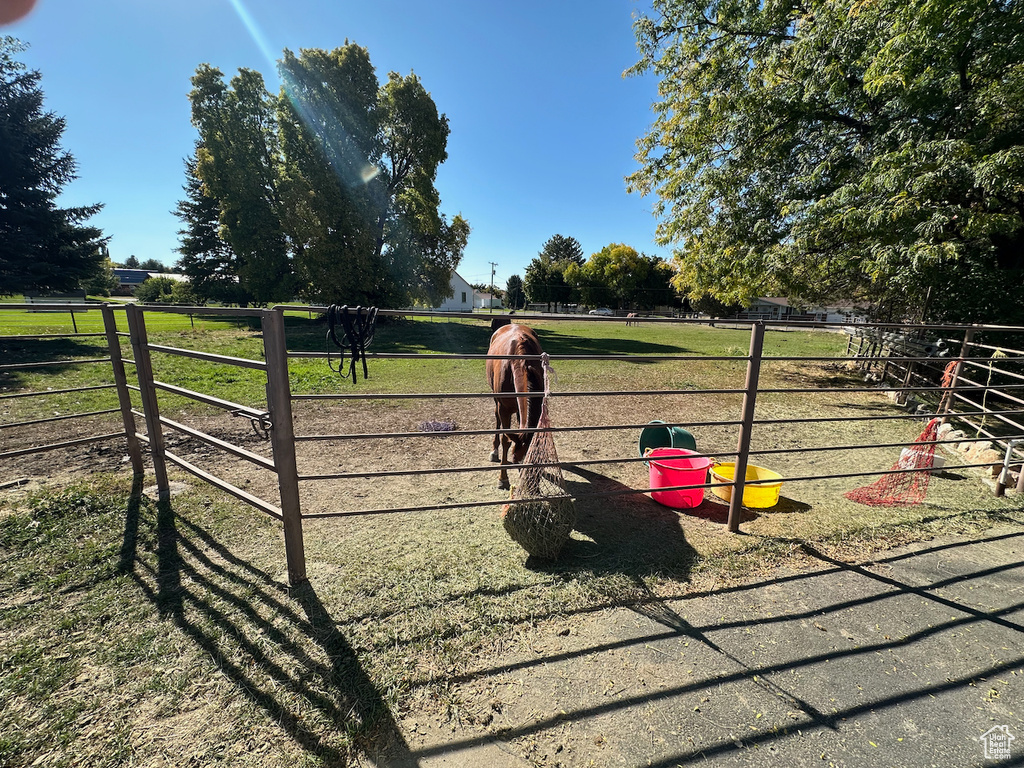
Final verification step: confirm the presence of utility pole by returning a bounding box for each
[489,261,498,313]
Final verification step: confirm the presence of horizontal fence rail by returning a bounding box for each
[5,302,1024,585]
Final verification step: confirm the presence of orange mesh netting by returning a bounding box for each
[844,418,940,506]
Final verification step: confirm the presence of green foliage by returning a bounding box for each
[174,148,250,305]
[505,274,526,309]
[565,243,677,309]
[136,258,166,272]
[0,37,107,295]
[539,234,584,266]
[82,246,118,297]
[190,65,293,305]
[630,0,1024,323]
[122,255,140,268]
[691,293,743,319]
[135,276,180,304]
[184,44,467,309]
[523,235,583,311]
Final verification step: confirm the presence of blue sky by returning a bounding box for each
[7,0,667,290]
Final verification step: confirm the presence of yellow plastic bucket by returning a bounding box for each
[710,463,783,508]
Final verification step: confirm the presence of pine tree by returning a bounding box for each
[0,37,106,295]
[173,148,249,305]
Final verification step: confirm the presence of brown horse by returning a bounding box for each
[486,323,544,489]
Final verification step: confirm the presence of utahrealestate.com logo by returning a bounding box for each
[980,725,1015,761]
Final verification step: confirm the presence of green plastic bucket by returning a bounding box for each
[639,420,697,458]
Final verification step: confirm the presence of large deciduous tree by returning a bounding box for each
[565,243,676,309]
[0,37,106,295]
[189,65,293,304]
[185,44,468,308]
[629,0,1024,323]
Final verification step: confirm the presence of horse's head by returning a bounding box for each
[510,432,532,466]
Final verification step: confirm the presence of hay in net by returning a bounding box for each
[501,354,576,559]
[844,418,939,506]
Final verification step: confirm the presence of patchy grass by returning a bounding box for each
[2,469,1020,767]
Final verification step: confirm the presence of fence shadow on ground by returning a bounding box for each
[119,489,418,765]
[400,525,1024,767]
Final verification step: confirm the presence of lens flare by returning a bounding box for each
[360,164,381,184]
[226,0,277,68]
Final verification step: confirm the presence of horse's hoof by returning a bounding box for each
[497,480,510,490]
[489,451,499,463]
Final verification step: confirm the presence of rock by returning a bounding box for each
[946,429,965,442]
[967,441,993,462]
[976,449,1002,474]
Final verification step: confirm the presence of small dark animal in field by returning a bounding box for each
[486,324,544,490]
[626,312,639,326]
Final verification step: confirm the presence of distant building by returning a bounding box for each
[430,271,475,312]
[740,297,868,324]
[475,292,502,310]
[112,269,187,296]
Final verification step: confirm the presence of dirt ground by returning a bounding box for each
[3,371,1021,768]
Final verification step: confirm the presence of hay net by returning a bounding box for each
[844,418,940,506]
[502,353,576,559]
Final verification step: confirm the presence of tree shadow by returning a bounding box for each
[120,495,418,765]
[532,326,694,357]
[0,336,111,389]
[282,313,496,356]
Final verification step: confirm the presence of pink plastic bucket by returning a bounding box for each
[648,447,711,509]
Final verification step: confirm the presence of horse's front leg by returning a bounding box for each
[498,430,512,490]
[490,403,501,463]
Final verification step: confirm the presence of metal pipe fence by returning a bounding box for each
[0,304,143,472]
[4,302,1024,586]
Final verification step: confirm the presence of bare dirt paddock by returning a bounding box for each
[2,336,1022,767]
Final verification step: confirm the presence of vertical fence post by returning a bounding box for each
[125,304,170,499]
[100,305,144,475]
[940,326,976,425]
[261,308,307,586]
[728,321,765,533]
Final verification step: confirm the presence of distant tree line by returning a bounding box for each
[515,235,679,312]
[175,43,468,308]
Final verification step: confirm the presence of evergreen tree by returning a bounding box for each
[504,274,526,310]
[173,149,249,304]
[0,37,106,295]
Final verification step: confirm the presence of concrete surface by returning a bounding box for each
[375,526,1024,767]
